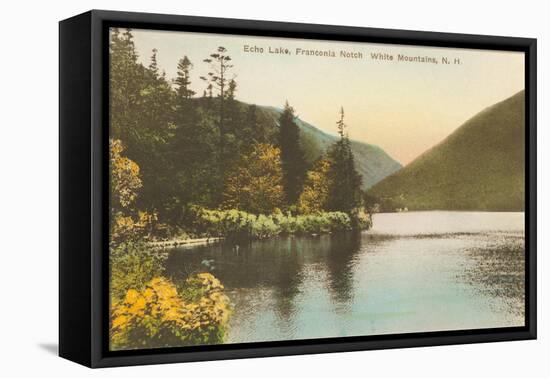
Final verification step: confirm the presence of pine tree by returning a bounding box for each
[110,29,175,219]
[200,46,234,136]
[174,55,196,122]
[326,107,363,214]
[109,28,141,141]
[171,54,219,210]
[226,78,237,100]
[148,48,159,77]
[175,56,196,100]
[278,102,307,207]
[245,105,266,144]
[224,78,242,137]
[200,47,236,199]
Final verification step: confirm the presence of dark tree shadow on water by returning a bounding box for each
[38,343,58,355]
[325,232,363,305]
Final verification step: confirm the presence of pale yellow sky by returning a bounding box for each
[126,28,524,164]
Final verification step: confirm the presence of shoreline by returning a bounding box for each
[148,237,223,249]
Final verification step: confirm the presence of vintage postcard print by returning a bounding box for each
[108,28,525,351]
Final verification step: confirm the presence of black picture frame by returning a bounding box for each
[59,9,537,368]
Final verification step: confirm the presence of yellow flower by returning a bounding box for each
[129,296,146,315]
[143,287,155,301]
[110,274,231,349]
[125,289,140,305]
[112,315,128,329]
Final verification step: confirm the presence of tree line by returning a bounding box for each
[109,28,367,239]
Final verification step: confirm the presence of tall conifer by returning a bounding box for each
[278,102,307,206]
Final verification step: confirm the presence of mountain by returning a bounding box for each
[258,106,402,188]
[368,90,525,211]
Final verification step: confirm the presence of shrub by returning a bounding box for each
[272,212,297,234]
[110,242,167,301]
[110,273,231,350]
[251,214,281,239]
[351,208,372,230]
[325,211,353,232]
[195,208,255,240]
[193,207,364,239]
[191,206,370,241]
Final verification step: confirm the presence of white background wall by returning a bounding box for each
[0,0,546,376]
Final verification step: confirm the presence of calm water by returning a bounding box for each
[165,211,525,344]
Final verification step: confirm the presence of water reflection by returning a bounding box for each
[165,233,364,322]
[164,212,525,343]
[322,233,362,307]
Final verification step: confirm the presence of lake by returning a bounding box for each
[165,211,525,344]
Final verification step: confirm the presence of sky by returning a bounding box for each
[127,28,525,165]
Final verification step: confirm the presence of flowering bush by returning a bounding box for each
[110,273,231,350]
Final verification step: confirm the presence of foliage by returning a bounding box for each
[170,104,220,211]
[110,273,231,350]
[111,211,158,246]
[107,30,385,351]
[278,102,308,206]
[272,211,356,235]
[349,208,373,230]
[110,29,175,216]
[194,208,257,240]
[193,207,364,241]
[109,29,389,230]
[175,56,196,99]
[110,139,142,211]
[296,109,364,218]
[244,105,268,144]
[222,143,284,214]
[200,46,234,104]
[326,108,363,214]
[250,214,281,239]
[297,158,332,214]
[109,139,157,245]
[278,109,402,189]
[110,241,167,302]
[200,46,235,177]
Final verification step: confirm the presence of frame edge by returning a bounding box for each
[80,9,537,368]
[59,11,94,368]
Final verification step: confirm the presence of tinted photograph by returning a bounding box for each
[108,28,525,351]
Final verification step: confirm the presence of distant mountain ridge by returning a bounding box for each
[368,91,525,211]
[258,106,402,189]
[188,98,402,188]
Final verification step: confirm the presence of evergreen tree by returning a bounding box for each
[175,56,196,100]
[226,78,237,100]
[224,78,238,129]
[245,105,266,144]
[171,55,219,212]
[200,46,234,136]
[200,47,236,204]
[278,102,307,207]
[206,84,213,98]
[109,29,174,219]
[174,55,196,120]
[326,107,363,214]
[148,48,159,76]
[109,28,142,142]
[224,78,243,139]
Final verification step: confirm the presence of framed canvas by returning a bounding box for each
[59,10,537,368]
